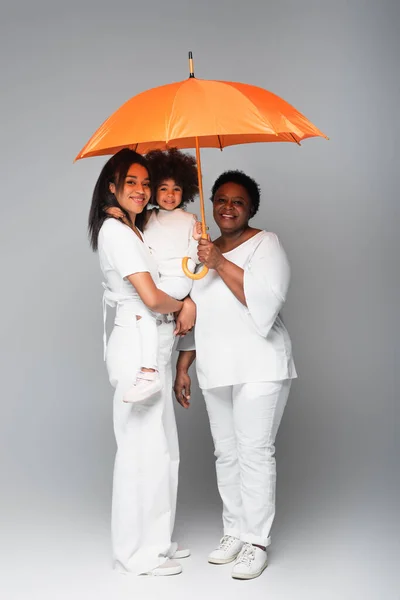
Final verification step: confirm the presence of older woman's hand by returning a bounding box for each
[174,369,191,408]
[198,237,225,270]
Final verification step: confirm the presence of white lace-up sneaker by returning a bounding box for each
[231,543,268,580]
[144,559,182,576]
[123,371,162,403]
[208,535,243,564]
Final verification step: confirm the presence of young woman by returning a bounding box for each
[88,148,194,576]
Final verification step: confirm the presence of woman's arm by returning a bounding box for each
[197,238,246,305]
[215,258,246,305]
[174,296,196,336]
[174,350,196,408]
[102,219,182,313]
[127,272,183,314]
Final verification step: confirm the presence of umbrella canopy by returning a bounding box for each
[76,54,327,279]
[75,78,327,160]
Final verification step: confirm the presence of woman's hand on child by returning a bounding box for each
[174,297,196,337]
[105,206,129,225]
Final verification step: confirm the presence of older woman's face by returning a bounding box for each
[212,182,253,233]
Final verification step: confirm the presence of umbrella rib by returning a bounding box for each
[290,133,301,146]
[218,135,223,150]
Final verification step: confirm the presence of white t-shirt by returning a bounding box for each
[98,218,159,321]
[180,231,297,389]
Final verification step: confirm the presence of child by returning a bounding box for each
[108,148,201,403]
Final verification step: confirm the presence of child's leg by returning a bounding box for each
[137,313,159,371]
[123,314,162,404]
[158,275,193,301]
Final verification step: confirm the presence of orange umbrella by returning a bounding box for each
[76,53,328,279]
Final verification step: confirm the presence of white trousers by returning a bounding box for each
[203,380,291,547]
[106,316,179,574]
[136,314,158,371]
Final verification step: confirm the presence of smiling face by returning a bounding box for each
[156,178,183,210]
[109,163,151,218]
[212,182,253,234]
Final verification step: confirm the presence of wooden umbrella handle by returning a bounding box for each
[182,231,209,280]
[182,257,209,280]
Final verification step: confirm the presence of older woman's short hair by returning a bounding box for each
[210,170,261,217]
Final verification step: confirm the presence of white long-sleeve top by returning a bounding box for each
[179,231,297,389]
[143,208,198,299]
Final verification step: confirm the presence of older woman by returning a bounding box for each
[174,170,297,581]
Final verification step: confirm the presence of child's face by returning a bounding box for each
[156,179,183,211]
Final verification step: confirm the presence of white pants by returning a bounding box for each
[106,316,179,574]
[136,314,158,371]
[203,380,291,547]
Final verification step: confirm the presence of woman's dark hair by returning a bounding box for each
[88,148,150,251]
[146,148,198,208]
[210,170,261,218]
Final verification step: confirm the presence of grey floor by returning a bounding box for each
[2,476,398,600]
[2,378,398,600]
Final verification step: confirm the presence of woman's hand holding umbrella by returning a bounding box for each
[197,237,225,270]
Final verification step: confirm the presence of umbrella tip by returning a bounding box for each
[188,51,194,78]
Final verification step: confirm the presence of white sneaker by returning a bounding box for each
[231,543,268,580]
[123,372,162,403]
[208,535,243,564]
[144,559,182,576]
[172,547,191,559]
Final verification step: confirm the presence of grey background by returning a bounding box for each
[0,1,398,598]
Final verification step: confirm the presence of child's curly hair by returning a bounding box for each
[146,148,199,208]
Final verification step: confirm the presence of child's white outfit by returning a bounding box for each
[123,208,198,404]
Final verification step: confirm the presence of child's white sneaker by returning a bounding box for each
[142,559,182,576]
[231,543,268,580]
[172,546,191,559]
[123,371,162,403]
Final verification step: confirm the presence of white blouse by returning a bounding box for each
[179,231,297,389]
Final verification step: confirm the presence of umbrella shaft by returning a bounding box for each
[195,137,207,236]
